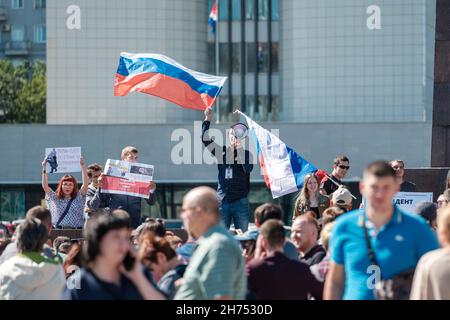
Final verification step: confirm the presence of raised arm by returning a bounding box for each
[41,159,52,194]
[80,157,89,196]
[202,107,223,158]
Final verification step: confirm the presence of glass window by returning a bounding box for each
[271,0,279,21]
[271,42,279,72]
[269,95,279,121]
[246,43,256,72]
[11,25,25,41]
[34,0,46,9]
[231,43,240,73]
[245,0,255,20]
[207,42,215,74]
[231,0,241,20]
[246,95,256,118]
[11,0,24,9]
[0,189,25,221]
[219,0,229,21]
[257,95,269,121]
[219,95,230,122]
[258,0,268,20]
[219,43,230,74]
[35,25,46,43]
[257,42,269,72]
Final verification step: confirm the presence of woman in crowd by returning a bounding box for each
[0,218,65,300]
[293,173,329,221]
[63,241,83,279]
[64,214,165,300]
[138,231,186,299]
[310,222,334,283]
[410,206,450,299]
[41,157,89,229]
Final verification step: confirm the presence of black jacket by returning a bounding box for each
[202,120,253,202]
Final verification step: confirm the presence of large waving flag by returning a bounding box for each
[114,52,227,111]
[208,2,218,34]
[240,112,318,198]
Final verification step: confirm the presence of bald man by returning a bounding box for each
[291,214,326,266]
[175,187,246,300]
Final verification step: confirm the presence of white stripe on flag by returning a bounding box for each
[242,114,299,198]
[120,52,227,87]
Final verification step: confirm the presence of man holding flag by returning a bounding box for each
[202,107,253,232]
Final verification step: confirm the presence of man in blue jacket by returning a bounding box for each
[202,108,253,232]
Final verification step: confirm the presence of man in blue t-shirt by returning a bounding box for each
[324,160,439,300]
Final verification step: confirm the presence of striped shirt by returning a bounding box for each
[174,223,246,300]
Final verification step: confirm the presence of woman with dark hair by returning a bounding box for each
[42,157,89,228]
[293,173,329,221]
[0,218,65,300]
[138,231,186,299]
[63,214,165,300]
[63,241,83,278]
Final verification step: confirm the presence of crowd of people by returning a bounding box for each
[0,108,449,300]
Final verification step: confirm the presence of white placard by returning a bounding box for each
[45,147,81,173]
[393,192,433,212]
[104,159,154,182]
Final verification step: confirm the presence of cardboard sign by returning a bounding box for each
[393,192,433,212]
[101,175,151,199]
[45,147,81,173]
[104,159,154,182]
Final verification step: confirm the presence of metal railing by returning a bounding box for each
[4,40,31,55]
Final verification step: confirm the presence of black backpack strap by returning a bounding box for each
[361,209,379,267]
[56,197,75,228]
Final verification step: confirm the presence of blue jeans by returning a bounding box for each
[219,197,249,232]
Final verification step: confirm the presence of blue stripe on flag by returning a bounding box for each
[286,145,318,189]
[117,56,222,98]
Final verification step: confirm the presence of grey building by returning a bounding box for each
[0,0,46,64]
[0,0,439,222]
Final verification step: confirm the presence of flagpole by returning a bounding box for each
[215,0,220,124]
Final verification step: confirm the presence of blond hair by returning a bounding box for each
[121,146,138,160]
[320,222,334,252]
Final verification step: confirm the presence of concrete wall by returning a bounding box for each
[46,0,208,124]
[281,0,436,123]
[0,121,432,184]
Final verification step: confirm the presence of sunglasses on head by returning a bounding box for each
[338,165,350,170]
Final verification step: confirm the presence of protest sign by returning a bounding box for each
[393,192,433,212]
[104,159,154,182]
[101,176,151,199]
[44,147,81,173]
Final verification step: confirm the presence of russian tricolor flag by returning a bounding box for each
[114,52,227,111]
[240,112,318,199]
[209,2,218,34]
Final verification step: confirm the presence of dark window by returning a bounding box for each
[232,43,240,72]
[246,43,256,73]
[207,42,215,74]
[219,0,229,21]
[232,0,241,20]
[271,42,279,72]
[245,0,255,20]
[257,42,269,72]
[271,0,279,21]
[258,0,269,20]
[219,43,230,74]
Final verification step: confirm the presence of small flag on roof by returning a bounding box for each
[208,2,218,34]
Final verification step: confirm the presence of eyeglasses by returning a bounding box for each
[338,165,350,170]
[392,166,404,170]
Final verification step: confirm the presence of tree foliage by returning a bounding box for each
[0,60,46,123]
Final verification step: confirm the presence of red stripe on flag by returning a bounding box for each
[259,153,271,190]
[114,73,218,111]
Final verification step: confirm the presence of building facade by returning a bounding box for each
[0,0,46,65]
[0,0,439,222]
